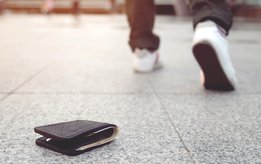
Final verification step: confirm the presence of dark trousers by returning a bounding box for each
[126,0,233,51]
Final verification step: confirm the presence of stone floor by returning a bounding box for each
[0,14,260,164]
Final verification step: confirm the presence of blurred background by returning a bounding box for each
[0,0,261,20]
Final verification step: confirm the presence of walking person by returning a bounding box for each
[42,0,54,14]
[125,0,237,91]
[0,0,6,14]
[72,0,80,19]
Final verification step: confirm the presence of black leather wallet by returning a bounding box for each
[34,120,119,156]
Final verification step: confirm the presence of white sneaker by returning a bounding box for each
[132,48,162,73]
[192,21,237,91]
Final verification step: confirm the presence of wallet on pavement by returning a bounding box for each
[34,120,119,156]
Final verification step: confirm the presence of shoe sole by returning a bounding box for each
[193,43,234,91]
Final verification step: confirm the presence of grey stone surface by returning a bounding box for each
[6,15,152,94]
[0,94,6,101]
[159,93,261,163]
[16,56,153,94]
[0,94,192,163]
[0,53,52,93]
[229,28,261,94]
[0,14,260,163]
[0,15,55,93]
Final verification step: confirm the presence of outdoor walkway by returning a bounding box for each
[0,14,260,163]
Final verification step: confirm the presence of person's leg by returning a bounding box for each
[72,0,80,19]
[189,0,233,35]
[190,0,237,91]
[125,0,161,73]
[125,0,159,51]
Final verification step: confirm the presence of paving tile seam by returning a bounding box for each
[0,92,155,95]
[0,62,53,107]
[181,138,260,141]
[147,79,197,164]
[1,92,261,95]
[152,92,261,95]
[0,62,55,130]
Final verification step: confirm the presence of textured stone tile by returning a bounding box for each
[0,17,56,92]
[186,139,261,163]
[146,17,200,94]
[16,57,152,93]
[160,93,261,163]
[145,40,200,94]
[228,28,261,94]
[230,44,261,94]
[3,15,151,94]
[0,94,192,163]
[0,53,53,92]
[0,94,6,101]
